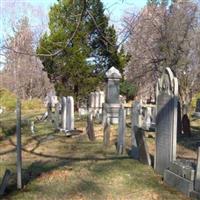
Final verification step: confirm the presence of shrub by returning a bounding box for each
[0,88,16,111]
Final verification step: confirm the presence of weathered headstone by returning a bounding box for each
[0,169,11,195]
[54,103,60,130]
[117,104,126,154]
[182,114,191,137]
[177,101,182,137]
[61,97,67,130]
[66,96,74,131]
[155,67,178,175]
[194,99,200,118]
[103,115,110,147]
[131,100,141,159]
[195,147,200,192]
[30,121,35,134]
[86,113,95,141]
[103,67,122,124]
[47,102,52,121]
[16,98,22,189]
[136,128,151,166]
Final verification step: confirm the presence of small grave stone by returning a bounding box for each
[66,96,74,131]
[117,104,126,154]
[136,128,151,166]
[103,115,110,147]
[195,147,200,192]
[0,169,11,196]
[131,100,141,159]
[30,121,35,134]
[194,99,200,118]
[182,114,191,137]
[61,97,67,130]
[155,67,178,175]
[86,113,95,141]
[54,103,60,130]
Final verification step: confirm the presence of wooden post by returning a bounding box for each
[16,98,22,189]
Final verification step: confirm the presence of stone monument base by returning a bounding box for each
[164,169,194,196]
[103,103,121,124]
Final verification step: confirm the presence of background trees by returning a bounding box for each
[124,0,200,105]
[37,0,125,108]
[0,17,53,99]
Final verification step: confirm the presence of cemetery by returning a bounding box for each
[0,65,200,199]
[1,0,200,199]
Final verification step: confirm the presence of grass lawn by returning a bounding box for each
[0,110,199,200]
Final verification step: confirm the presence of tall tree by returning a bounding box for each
[37,0,124,107]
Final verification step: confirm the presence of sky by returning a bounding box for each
[0,0,147,68]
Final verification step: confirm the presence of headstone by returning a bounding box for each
[66,96,74,131]
[86,113,95,141]
[30,121,35,134]
[54,103,60,130]
[104,67,122,124]
[182,114,191,137]
[136,128,151,166]
[99,91,105,114]
[131,100,141,159]
[61,97,67,130]
[47,102,52,122]
[155,67,178,175]
[195,147,200,192]
[0,169,11,195]
[103,115,110,147]
[117,104,126,154]
[16,98,22,189]
[194,99,200,118]
[177,101,182,137]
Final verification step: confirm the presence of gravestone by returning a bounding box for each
[155,67,178,175]
[0,169,11,195]
[194,99,200,118]
[103,115,110,147]
[117,104,126,154]
[195,147,200,192]
[66,96,74,131]
[16,98,22,189]
[177,101,182,137]
[136,128,151,166]
[61,97,67,130]
[131,100,141,159]
[54,103,60,130]
[86,113,95,141]
[182,114,191,137]
[103,67,122,124]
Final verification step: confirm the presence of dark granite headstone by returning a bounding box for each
[155,67,178,175]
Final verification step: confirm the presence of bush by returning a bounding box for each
[0,88,16,111]
[120,80,137,101]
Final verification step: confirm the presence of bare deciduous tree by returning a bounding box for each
[124,1,200,105]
